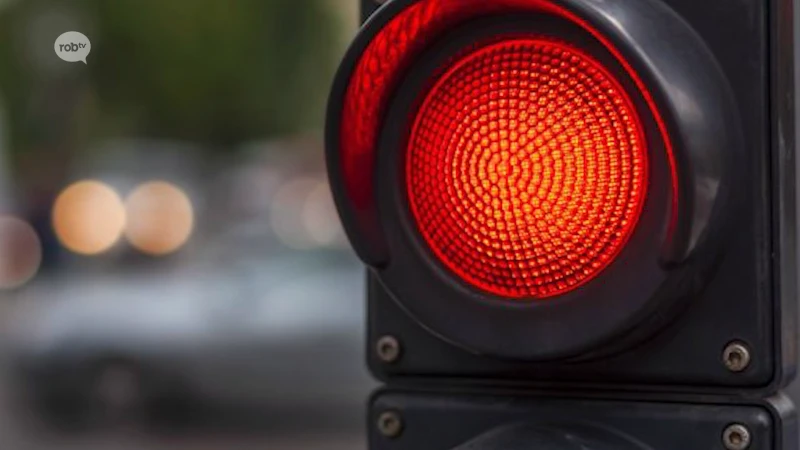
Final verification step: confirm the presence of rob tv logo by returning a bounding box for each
[54,31,91,64]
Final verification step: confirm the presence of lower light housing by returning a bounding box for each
[370,390,792,449]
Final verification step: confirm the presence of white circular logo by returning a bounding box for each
[54,31,91,64]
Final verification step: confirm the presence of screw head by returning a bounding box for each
[723,424,751,450]
[376,335,402,363]
[723,342,752,373]
[377,411,403,438]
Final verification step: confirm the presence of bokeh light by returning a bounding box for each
[303,182,346,248]
[271,178,349,250]
[0,216,42,289]
[124,181,194,256]
[52,180,127,255]
[271,178,319,249]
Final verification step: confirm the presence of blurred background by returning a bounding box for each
[0,0,369,448]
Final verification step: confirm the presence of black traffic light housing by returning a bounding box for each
[369,389,797,449]
[332,0,799,394]
[331,0,800,448]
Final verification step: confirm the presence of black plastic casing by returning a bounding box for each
[350,0,799,395]
[360,0,380,23]
[369,389,797,450]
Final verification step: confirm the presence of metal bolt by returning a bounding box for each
[377,411,404,438]
[723,342,751,373]
[377,335,402,363]
[723,424,752,450]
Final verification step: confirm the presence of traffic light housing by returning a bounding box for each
[328,0,799,447]
[369,389,797,449]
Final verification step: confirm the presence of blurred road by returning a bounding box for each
[0,251,370,449]
[0,379,364,450]
[0,336,365,450]
[1,429,363,450]
[0,274,368,450]
[2,429,363,450]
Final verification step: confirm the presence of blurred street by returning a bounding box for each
[0,423,363,449]
[0,269,368,450]
[0,1,366,448]
[0,244,370,449]
[0,417,363,450]
[0,291,366,450]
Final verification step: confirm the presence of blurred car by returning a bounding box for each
[4,248,372,427]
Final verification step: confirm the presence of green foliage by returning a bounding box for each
[0,0,347,157]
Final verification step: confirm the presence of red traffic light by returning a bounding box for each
[407,37,648,299]
[329,0,746,361]
[339,0,798,447]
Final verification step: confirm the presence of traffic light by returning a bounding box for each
[327,0,799,448]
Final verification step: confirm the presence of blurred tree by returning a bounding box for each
[0,0,348,165]
[86,0,344,145]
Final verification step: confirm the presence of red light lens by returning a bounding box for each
[407,38,648,299]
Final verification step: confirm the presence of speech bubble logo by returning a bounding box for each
[54,31,91,64]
